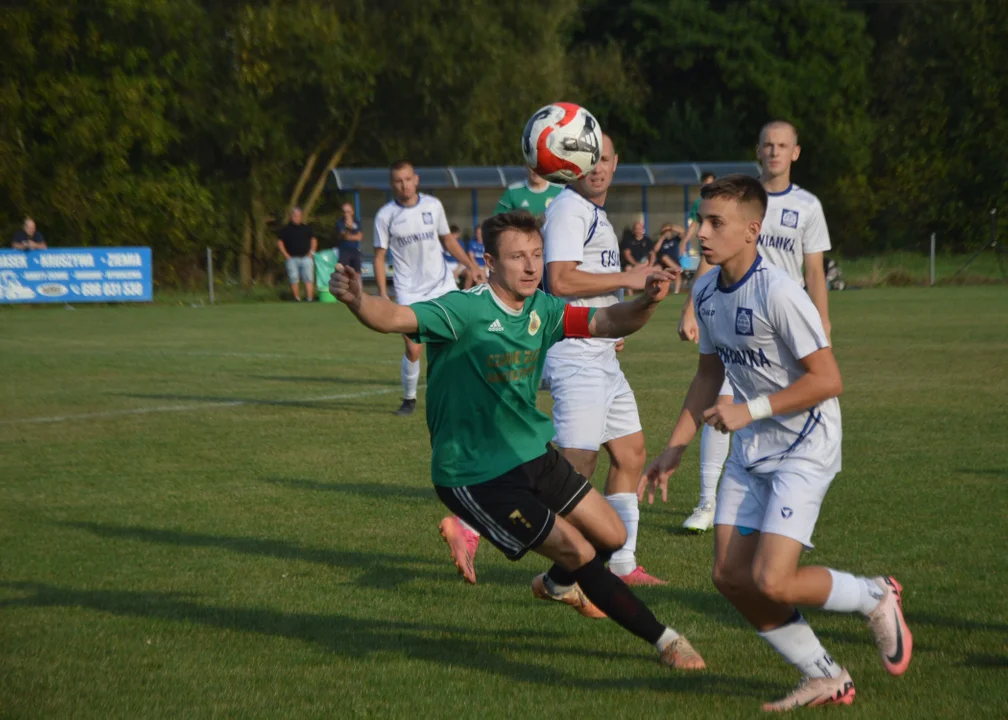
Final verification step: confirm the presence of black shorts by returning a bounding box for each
[435,446,592,560]
[339,246,362,273]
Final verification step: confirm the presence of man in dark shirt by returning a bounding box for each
[621,220,653,269]
[11,218,47,250]
[277,207,318,302]
[652,223,684,294]
[335,202,364,273]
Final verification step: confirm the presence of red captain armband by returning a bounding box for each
[562,305,592,338]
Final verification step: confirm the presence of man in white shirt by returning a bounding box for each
[642,174,911,712]
[374,161,485,415]
[677,121,834,533]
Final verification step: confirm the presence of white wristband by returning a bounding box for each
[747,396,773,421]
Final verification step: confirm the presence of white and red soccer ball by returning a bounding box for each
[521,103,603,184]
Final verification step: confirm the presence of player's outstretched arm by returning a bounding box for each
[373,248,389,299]
[588,271,675,338]
[440,233,485,284]
[803,251,832,343]
[639,352,725,503]
[330,264,418,335]
[677,254,714,344]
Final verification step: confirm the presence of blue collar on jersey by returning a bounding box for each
[393,193,424,209]
[717,254,763,293]
[765,183,793,197]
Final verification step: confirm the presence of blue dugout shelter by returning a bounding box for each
[330,161,761,247]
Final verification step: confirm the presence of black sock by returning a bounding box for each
[570,556,666,645]
[545,550,614,588]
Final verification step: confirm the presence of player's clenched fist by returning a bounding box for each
[329,264,363,308]
[702,401,753,434]
[644,271,677,303]
[638,445,685,505]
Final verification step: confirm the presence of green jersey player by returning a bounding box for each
[329,209,705,670]
[493,166,562,217]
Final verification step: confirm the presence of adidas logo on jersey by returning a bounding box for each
[488,319,504,332]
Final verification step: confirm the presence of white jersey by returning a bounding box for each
[374,194,452,298]
[542,187,622,361]
[694,256,841,472]
[758,184,831,284]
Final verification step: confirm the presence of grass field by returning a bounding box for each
[2,287,1007,719]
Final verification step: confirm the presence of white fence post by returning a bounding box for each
[204,247,212,302]
[929,233,936,286]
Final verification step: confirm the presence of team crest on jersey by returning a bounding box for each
[781,209,799,229]
[422,212,433,224]
[528,310,541,336]
[735,307,754,336]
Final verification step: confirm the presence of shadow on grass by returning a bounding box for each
[961,653,1008,669]
[955,467,1008,479]
[265,476,432,501]
[117,392,396,413]
[247,375,400,387]
[904,611,1008,634]
[0,581,778,697]
[59,521,526,590]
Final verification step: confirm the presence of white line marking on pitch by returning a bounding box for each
[1,385,421,426]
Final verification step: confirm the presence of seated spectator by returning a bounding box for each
[621,220,654,269]
[652,223,684,294]
[11,217,46,250]
[335,202,364,273]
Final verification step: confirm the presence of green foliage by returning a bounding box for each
[1,0,1005,274]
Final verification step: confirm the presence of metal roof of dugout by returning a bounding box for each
[331,162,762,190]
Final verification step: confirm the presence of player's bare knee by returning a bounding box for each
[753,567,793,604]
[712,561,745,598]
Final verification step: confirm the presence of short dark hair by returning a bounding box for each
[449,224,460,234]
[389,160,413,174]
[700,171,716,183]
[700,174,768,218]
[481,210,542,258]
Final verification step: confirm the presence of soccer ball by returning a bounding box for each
[521,103,603,184]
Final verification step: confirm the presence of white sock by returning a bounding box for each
[699,424,730,503]
[544,575,574,596]
[605,493,639,576]
[458,517,480,537]
[759,613,843,679]
[401,356,420,400]
[654,626,680,652]
[823,569,884,615]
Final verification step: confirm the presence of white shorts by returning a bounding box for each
[396,276,458,307]
[543,354,642,451]
[714,453,835,548]
[718,377,733,398]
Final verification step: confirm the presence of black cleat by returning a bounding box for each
[394,398,416,416]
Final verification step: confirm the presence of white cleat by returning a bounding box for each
[682,499,716,533]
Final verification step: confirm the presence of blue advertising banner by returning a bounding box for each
[0,247,153,304]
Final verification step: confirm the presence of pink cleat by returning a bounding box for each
[438,516,480,584]
[617,566,668,586]
[762,670,856,712]
[866,576,913,676]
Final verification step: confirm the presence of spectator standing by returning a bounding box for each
[11,218,47,250]
[277,207,318,302]
[680,171,717,253]
[335,202,364,273]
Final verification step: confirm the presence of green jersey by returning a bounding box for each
[688,197,702,224]
[409,285,595,488]
[493,181,563,217]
